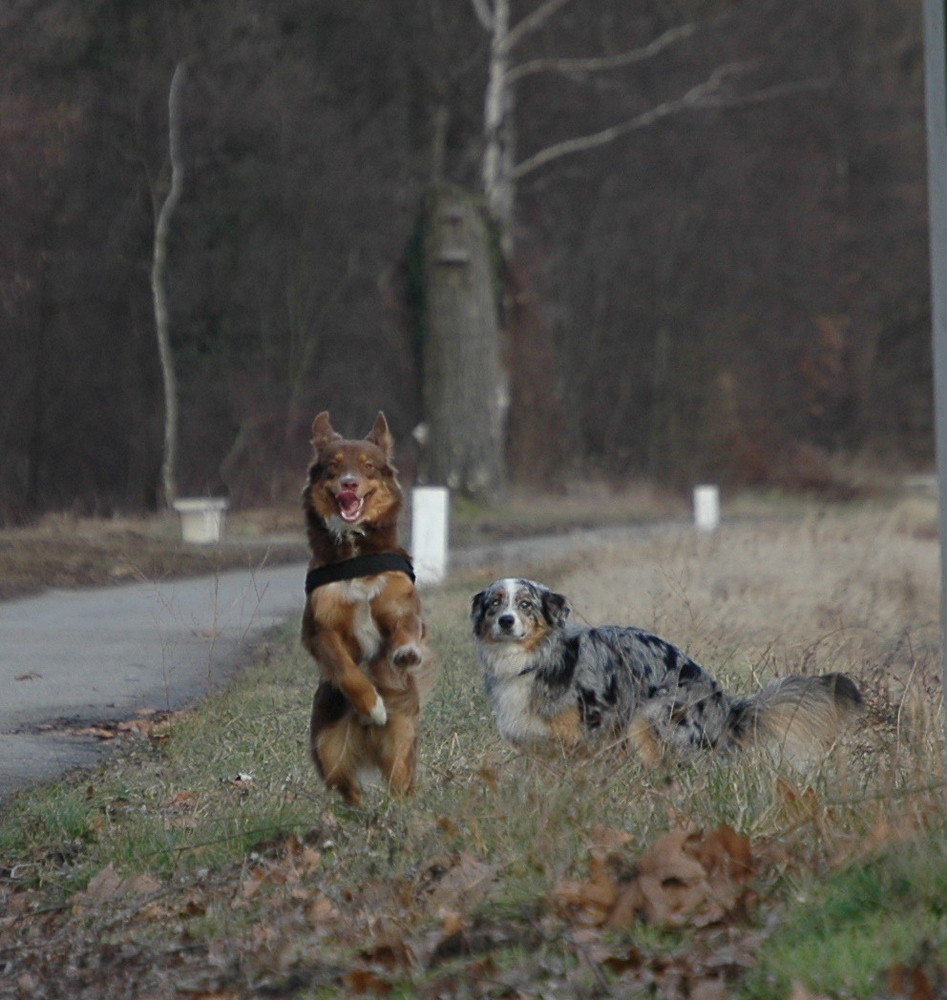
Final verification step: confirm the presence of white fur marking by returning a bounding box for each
[488,673,551,744]
[323,513,367,540]
[476,639,551,745]
[323,577,384,662]
[367,691,388,726]
[393,641,423,667]
[480,579,532,641]
[478,641,533,679]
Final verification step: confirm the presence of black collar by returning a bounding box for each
[304,552,415,594]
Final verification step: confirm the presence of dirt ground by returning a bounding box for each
[0,507,308,601]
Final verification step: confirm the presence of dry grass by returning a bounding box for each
[557,500,941,733]
[0,482,677,600]
[0,505,307,600]
[1,494,945,998]
[448,480,691,546]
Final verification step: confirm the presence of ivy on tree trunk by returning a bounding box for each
[416,185,508,497]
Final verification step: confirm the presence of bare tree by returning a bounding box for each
[151,60,187,509]
[472,0,826,256]
[0,1,929,518]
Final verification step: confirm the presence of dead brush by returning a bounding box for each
[530,501,946,853]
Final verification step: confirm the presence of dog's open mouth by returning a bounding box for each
[335,490,368,523]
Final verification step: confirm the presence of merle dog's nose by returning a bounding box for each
[340,476,359,489]
[498,614,515,631]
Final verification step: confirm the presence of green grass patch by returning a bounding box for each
[742,832,947,999]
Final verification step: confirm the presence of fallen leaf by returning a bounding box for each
[611,827,709,929]
[305,893,341,926]
[75,864,163,910]
[282,833,322,876]
[551,872,618,926]
[234,835,323,906]
[360,932,415,971]
[73,726,118,740]
[343,969,393,994]
[235,866,268,902]
[886,963,941,1000]
[424,852,496,915]
[690,824,755,882]
[601,945,646,975]
[551,826,637,925]
[123,872,162,896]
[83,863,122,900]
[640,827,708,883]
[243,922,296,976]
[587,824,634,855]
[162,789,199,811]
[556,825,759,932]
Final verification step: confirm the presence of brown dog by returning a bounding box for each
[301,411,433,805]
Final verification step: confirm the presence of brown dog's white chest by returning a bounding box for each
[310,577,385,663]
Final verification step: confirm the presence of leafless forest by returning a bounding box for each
[0,0,930,522]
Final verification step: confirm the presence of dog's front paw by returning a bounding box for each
[360,691,388,727]
[391,642,423,668]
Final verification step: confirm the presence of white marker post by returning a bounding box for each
[411,486,449,585]
[173,498,230,544]
[693,485,720,533]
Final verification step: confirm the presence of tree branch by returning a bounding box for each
[513,63,830,180]
[152,60,187,508]
[508,21,698,84]
[505,0,573,54]
[468,0,493,32]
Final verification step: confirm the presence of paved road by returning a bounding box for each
[0,562,307,800]
[0,524,666,802]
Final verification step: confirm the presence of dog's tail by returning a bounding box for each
[726,672,863,766]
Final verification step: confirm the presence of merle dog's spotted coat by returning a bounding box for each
[471,578,862,762]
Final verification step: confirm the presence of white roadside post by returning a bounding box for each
[411,486,450,585]
[173,498,230,544]
[693,484,720,533]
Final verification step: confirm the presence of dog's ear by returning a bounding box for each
[311,412,341,454]
[365,411,394,459]
[471,590,488,627]
[542,590,571,628]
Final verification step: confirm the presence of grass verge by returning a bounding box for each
[1,498,945,999]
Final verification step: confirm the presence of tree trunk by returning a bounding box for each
[152,61,186,509]
[418,185,508,496]
[481,0,516,257]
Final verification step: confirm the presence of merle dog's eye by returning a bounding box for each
[488,596,502,610]
[518,600,532,611]
[363,461,376,475]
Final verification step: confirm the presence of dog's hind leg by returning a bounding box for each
[627,715,662,765]
[374,705,419,797]
[310,683,363,806]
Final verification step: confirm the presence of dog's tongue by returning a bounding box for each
[337,491,364,522]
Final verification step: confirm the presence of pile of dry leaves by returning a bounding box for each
[2,818,944,999]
